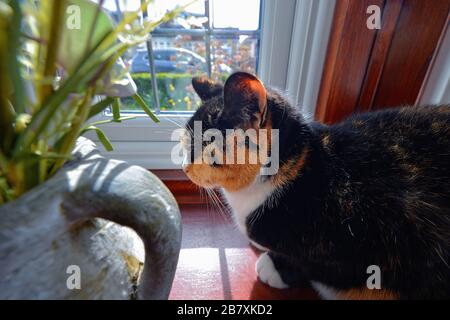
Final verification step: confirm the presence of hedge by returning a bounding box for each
[122,72,229,111]
[122,73,201,111]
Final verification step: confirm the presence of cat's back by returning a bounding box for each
[322,105,450,173]
[330,105,449,141]
[319,105,450,248]
[318,105,450,234]
[348,105,449,139]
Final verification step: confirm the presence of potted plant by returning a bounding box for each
[0,0,186,299]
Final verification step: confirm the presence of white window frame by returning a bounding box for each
[86,0,336,169]
[419,21,450,106]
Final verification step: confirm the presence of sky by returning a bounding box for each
[100,0,260,30]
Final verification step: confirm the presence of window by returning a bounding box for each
[90,0,335,169]
[105,0,262,113]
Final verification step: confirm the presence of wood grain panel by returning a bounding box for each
[357,0,404,112]
[372,0,450,109]
[315,0,384,123]
[316,0,450,123]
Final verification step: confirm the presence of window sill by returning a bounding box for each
[84,113,190,169]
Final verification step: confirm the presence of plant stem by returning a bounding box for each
[49,87,94,176]
[40,0,66,101]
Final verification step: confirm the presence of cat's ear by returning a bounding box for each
[192,76,223,101]
[223,72,267,128]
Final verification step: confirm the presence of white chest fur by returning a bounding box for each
[221,179,275,236]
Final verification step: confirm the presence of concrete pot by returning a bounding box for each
[0,137,182,299]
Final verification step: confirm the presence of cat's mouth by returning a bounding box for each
[183,160,263,192]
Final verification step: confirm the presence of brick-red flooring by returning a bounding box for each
[168,204,319,300]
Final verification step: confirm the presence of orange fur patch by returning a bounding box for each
[272,147,309,188]
[336,288,398,300]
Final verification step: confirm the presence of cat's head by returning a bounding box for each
[181,72,273,191]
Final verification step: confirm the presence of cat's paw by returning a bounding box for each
[256,252,289,289]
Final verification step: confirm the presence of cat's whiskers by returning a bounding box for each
[198,185,212,219]
[205,187,229,222]
[205,188,219,213]
[204,187,214,221]
[204,188,218,222]
[165,117,184,128]
[248,207,262,227]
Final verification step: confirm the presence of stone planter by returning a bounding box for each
[0,138,182,299]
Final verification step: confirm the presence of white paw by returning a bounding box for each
[255,252,289,289]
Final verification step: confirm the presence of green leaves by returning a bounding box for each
[0,176,14,205]
[112,98,121,122]
[88,97,115,119]
[132,94,160,123]
[59,0,114,73]
[6,0,25,114]
[0,0,188,203]
[82,126,113,152]
[0,0,21,156]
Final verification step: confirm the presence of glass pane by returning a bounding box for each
[118,0,208,112]
[211,0,260,30]
[114,0,261,113]
[99,0,141,23]
[120,45,155,112]
[121,40,205,112]
[152,36,206,111]
[210,35,259,82]
[149,0,207,31]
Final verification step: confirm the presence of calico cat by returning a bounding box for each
[181,72,450,300]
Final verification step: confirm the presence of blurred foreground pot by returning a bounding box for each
[0,138,181,299]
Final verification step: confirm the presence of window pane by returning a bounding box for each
[120,0,208,112]
[121,46,157,112]
[149,0,207,30]
[116,0,261,113]
[152,36,206,111]
[211,0,260,30]
[99,0,141,22]
[210,35,259,82]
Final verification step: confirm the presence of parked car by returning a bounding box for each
[130,47,232,74]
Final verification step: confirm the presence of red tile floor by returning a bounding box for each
[168,204,319,300]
